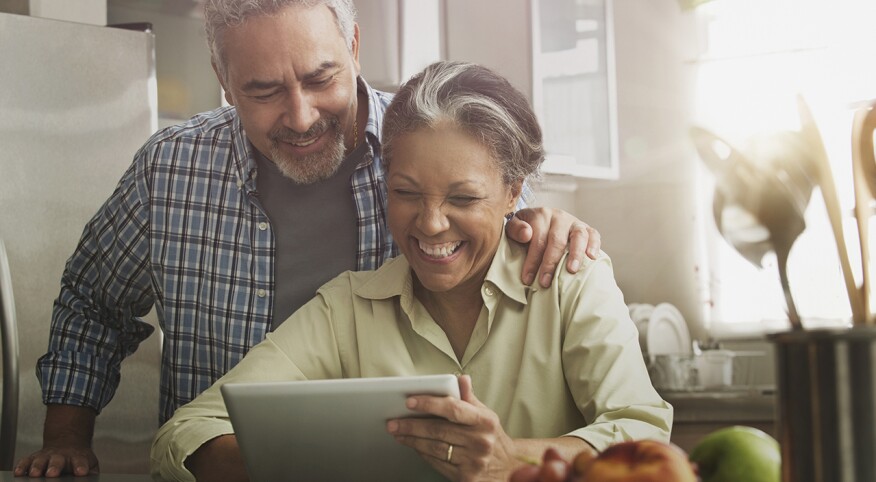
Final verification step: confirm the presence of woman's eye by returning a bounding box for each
[449,196,479,205]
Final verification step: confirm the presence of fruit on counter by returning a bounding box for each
[510,440,697,482]
[689,425,780,482]
[578,440,698,482]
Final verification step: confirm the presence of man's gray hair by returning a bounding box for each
[204,0,357,82]
[382,61,544,186]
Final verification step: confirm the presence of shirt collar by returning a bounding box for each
[358,76,387,164]
[484,235,533,305]
[229,108,258,194]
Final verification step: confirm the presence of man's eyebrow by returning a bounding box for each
[302,61,342,81]
[241,79,283,92]
[239,61,342,91]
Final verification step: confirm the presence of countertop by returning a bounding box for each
[660,386,776,423]
[0,473,151,482]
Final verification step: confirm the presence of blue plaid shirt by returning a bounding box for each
[38,79,397,423]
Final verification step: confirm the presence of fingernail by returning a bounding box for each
[570,259,580,272]
[406,397,418,409]
[524,273,535,285]
[387,420,398,432]
[541,273,553,287]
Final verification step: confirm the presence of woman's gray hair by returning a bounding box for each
[204,0,357,82]
[382,61,544,186]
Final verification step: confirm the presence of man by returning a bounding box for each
[15,0,601,477]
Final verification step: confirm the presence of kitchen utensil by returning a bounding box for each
[798,97,866,324]
[694,349,734,389]
[770,326,876,482]
[648,354,698,391]
[852,100,876,324]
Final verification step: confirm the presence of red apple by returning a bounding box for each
[579,440,698,482]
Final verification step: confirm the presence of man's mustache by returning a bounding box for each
[269,117,339,143]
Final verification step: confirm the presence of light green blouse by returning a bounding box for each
[151,236,672,481]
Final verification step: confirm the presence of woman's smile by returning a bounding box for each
[417,239,464,260]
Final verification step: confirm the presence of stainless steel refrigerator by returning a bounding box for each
[0,12,160,473]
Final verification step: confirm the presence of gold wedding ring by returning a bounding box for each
[445,443,454,464]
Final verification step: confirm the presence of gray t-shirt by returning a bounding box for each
[254,143,367,330]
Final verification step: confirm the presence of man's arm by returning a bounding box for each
[13,405,98,477]
[18,161,156,477]
[506,207,602,288]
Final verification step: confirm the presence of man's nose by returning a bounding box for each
[283,89,320,134]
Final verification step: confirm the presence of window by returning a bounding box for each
[691,0,876,334]
[531,0,619,179]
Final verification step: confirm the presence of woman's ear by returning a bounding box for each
[508,180,524,210]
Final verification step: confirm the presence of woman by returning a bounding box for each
[151,61,671,482]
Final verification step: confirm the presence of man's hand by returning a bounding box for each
[506,208,601,288]
[13,405,99,478]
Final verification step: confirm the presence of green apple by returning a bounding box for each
[689,425,780,482]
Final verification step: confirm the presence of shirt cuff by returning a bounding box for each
[151,419,234,482]
[37,351,119,412]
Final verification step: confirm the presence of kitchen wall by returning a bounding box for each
[0,0,105,24]
[107,0,221,129]
[565,1,707,339]
[442,0,708,340]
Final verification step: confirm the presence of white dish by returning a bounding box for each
[628,303,654,326]
[646,303,692,356]
[628,303,654,352]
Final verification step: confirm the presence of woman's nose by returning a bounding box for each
[416,203,450,235]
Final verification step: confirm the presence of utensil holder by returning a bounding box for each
[769,326,876,482]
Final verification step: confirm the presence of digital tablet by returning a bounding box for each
[221,374,460,482]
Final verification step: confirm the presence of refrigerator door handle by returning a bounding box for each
[0,238,19,470]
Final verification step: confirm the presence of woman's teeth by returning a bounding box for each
[418,240,462,259]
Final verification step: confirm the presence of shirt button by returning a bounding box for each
[257,289,266,298]
[484,286,495,296]
[258,222,268,231]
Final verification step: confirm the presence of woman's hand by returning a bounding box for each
[505,208,601,288]
[509,448,574,482]
[387,375,521,482]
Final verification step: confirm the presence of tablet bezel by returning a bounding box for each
[221,374,460,482]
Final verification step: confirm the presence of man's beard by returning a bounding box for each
[268,116,346,184]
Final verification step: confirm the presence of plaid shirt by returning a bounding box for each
[38,80,397,423]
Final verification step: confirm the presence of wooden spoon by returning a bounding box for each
[851,100,876,325]
[797,96,866,325]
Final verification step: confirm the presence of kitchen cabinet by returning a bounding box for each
[445,0,619,179]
